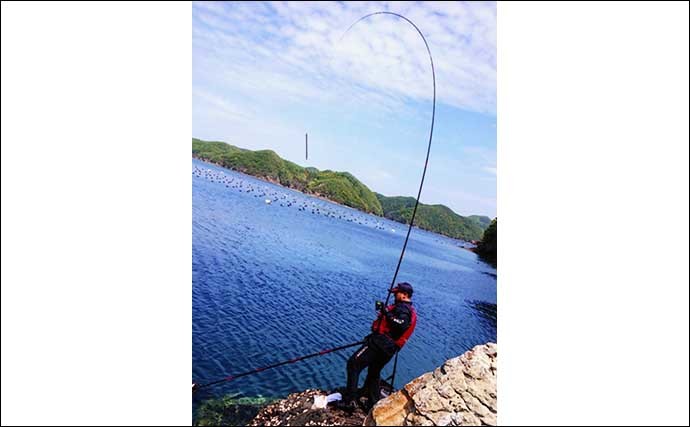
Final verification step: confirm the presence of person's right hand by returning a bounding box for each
[375,300,384,311]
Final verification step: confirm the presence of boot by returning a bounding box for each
[361,397,374,413]
[332,397,359,413]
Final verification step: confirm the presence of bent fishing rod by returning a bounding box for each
[345,12,436,306]
[346,12,436,388]
[194,11,435,394]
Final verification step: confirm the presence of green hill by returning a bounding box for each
[375,194,488,241]
[475,218,497,267]
[193,138,492,240]
[468,215,492,229]
[192,138,382,215]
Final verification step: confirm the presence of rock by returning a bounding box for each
[364,343,497,426]
[366,387,412,426]
[245,343,497,427]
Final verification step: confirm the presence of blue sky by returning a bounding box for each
[193,1,496,217]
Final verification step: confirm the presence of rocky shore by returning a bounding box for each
[365,343,497,426]
[246,343,497,426]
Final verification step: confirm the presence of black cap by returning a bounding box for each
[390,282,413,296]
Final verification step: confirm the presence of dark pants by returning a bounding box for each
[345,342,394,405]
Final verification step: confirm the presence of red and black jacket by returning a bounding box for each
[370,301,417,356]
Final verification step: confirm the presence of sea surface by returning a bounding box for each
[192,158,496,411]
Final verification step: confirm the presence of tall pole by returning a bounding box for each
[305,133,308,160]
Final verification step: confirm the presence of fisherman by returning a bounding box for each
[335,282,417,412]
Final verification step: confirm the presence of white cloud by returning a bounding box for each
[192,1,496,116]
[193,89,254,121]
[192,1,496,216]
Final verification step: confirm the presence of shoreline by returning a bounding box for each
[192,155,469,244]
[193,154,372,213]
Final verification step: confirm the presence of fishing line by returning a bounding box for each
[193,340,364,393]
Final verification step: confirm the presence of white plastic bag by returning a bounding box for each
[312,395,328,409]
[326,392,342,403]
[311,392,342,409]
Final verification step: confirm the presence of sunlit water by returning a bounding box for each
[192,158,496,412]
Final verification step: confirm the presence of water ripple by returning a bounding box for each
[192,159,496,405]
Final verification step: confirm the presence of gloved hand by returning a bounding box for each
[375,300,385,311]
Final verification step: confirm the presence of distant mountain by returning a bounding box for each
[468,215,492,229]
[192,138,382,215]
[375,194,488,241]
[193,138,492,240]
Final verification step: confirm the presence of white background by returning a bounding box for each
[1,2,688,426]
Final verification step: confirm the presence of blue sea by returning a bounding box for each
[192,158,496,409]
